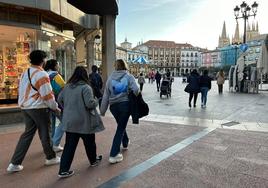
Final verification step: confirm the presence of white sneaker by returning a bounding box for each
[53,145,64,152]
[7,163,23,172]
[45,156,61,166]
[109,153,123,164]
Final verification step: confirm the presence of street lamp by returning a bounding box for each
[234,1,258,44]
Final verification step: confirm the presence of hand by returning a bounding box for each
[55,107,61,116]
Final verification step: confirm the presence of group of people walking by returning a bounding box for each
[7,50,140,179]
[184,69,225,108]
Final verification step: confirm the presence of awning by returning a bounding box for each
[67,0,118,15]
[133,57,149,64]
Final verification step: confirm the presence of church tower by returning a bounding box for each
[232,22,242,44]
[218,21,230,48]
[246,21,260,41]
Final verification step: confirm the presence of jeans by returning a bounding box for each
[109,101,130,157]
[51,113,64,146]
[11,108,56,165]
[52,122,64,146]
[59,132,96,173]
[200,87,209,105]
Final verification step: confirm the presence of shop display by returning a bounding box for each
[0,41,31,101]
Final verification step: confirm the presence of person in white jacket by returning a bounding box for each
[7,50,61,173]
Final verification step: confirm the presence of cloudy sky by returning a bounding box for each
[116,0,268,50]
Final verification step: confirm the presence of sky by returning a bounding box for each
[116,0,268,50]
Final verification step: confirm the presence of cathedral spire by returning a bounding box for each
[232,21,241,44]
[252,21,255,31]
[221,21,227,38]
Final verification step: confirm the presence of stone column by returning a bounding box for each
[102,15,116,83]
[85,31,96,74]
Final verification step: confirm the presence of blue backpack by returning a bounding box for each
[112,75,128,95]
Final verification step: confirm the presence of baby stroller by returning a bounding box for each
[160,79,171,98]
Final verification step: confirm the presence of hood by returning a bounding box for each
[110,70,128,80]
[68,81,88,89]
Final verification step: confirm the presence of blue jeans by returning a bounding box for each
[200,87,209,105]
[51,112,64,146]
[109,101,130,157]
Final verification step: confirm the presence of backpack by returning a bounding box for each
[111,74,128,95]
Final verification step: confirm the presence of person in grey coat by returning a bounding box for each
[100,59,139,164]
[57,66,105,178]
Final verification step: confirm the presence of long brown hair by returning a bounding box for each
[114,59,128,71]
[67,66,90,85]
[219,69,224,77]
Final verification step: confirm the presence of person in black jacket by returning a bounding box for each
[199,69,212,108]
[89,65,103,107]
[155,71,161,91]
[185,69,200,108]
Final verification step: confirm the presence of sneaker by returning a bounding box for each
[109,153,123,164]
[122,140,130,150]
[45,156,60,166]
[7,163,23,172]
[90,155,102,167]
[53,145,64,152]
[58,170,74,178]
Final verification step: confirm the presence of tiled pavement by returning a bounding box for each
[1,115,268,188]
[1,78,268,187]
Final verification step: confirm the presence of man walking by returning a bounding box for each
[155,71,162,92]
[7,50,61,173]
[89,65,103,106]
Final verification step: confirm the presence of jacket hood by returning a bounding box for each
[110,70,128,80]
[69,81,88,88]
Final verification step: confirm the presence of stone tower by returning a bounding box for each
[246,21,260,41]
[232,22,242,44]
[218,21,230,48]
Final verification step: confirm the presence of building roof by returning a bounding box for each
[143,40,193,48]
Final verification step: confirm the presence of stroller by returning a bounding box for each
[160,79,171,98]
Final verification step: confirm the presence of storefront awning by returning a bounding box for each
[67,0,118,15]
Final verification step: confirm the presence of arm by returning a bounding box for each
[36,75,58,110]
[100,81,110,116]
[82,85,98,109]
[129,74,139,95]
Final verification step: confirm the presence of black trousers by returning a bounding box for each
[156,81,160,91]
[218,84,223,94]
[139,83,144,91]
[189,93,198,105]
[59,132,96,173]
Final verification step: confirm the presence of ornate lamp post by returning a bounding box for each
[234,1,258,44]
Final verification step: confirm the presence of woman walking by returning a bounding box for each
[100,59,139,164]
[58,66,104,178]
[138,73,146,91]
[44,59,65,152]
[216,69,225,94]
[184,69,200,108]
[199,70,212,108]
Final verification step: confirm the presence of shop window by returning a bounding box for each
[0,25,36,102]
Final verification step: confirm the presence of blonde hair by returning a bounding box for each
[115,59,128,71]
